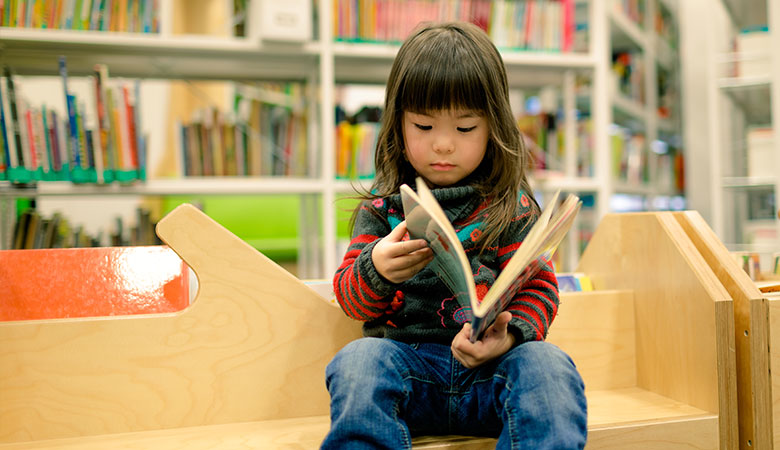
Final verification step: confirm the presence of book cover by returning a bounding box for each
[401,177,581,342]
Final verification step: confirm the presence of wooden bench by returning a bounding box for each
[673,211,775,450]
[0,206,738,449]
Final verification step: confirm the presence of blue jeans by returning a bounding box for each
[322,338,587,449]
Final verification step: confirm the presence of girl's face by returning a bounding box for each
[402,109,489,188]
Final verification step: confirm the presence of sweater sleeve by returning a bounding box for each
[496,196,560,344]
[333,203,398,321]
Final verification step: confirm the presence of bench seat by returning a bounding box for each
[0,388,717,449]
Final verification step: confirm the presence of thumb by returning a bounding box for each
[490,311,512,335]
[386,221,408,242]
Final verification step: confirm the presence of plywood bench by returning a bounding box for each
[673,211,775,450]
[0,206,737,449]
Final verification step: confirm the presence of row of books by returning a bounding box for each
[609,124,684,192]
[10,206,161,250]
[334,0,577,52]
[732,252,780,282]
[518,112,593,177]
[0,59,147,185]
[334,105,381,179]
[176,83,310,178]
[0,0,160,33]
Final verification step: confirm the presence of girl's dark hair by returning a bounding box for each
[354,21,539,252]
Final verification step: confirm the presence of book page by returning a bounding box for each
[485,190,561,305]
[470,193,581,341]
[401,182,477,311]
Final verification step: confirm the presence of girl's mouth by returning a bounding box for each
[431,162,455,171]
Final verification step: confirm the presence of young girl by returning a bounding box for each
[323,22,587,449]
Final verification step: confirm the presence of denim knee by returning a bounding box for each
[495,341,588,449]
[326,337,406,386]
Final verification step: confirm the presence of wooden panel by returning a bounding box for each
[576,212,737,450]
[768,297,780,449]
[0,388,717,450]
[587,387,710,427]
[547,290,637,390]
[0,204,363,444]
[673,211,771,450]
[587,416,719,450]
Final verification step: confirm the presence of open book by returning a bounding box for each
[400,178,581,342]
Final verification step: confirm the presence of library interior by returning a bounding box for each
[1,0,780,449]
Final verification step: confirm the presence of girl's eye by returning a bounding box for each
[457,126,477,133]
[414,124,432,131]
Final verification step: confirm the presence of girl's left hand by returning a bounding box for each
[451,311,516,369]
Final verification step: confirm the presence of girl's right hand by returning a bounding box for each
[372,221,433,284]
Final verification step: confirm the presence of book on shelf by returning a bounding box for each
[400,177,581,342]
[556,272,593,292]
[8,206,161,250]
[0,58,146,185]
[335,104,381,180]
[176,83,310,178]
[333,0,576,52]
[0,0,160,33]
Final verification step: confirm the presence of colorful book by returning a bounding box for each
[401,178,582,342]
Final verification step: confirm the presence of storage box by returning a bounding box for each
[747,126,775,178]
[737,27,771,78]
[248,0,312,42]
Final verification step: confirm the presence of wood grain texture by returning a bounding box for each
[576,212,737,450]
[768,297,780,449]
[0,387,719,450]
[547,290,637,390]
[673,211,771,450]
[587,415,719,450]
[0,204,363,444]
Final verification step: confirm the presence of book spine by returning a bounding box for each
[115,85,132,171]
[33,108,49,174]
[47,109,61,172]
[58,56,82,170]
[121,84,138,170]
[0,76,12,172]
[55,110,69,172]
[75,100,89,169]
[41,105,52,174]
[106,86,123,170]
[94,64,114,175]
[4,68,25,170]
[132,80,144,177]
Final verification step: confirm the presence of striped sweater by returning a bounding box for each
[333,185,559,345]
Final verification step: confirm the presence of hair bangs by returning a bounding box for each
[397,39,488,115]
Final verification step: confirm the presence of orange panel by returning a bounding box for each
[0,246,190,321]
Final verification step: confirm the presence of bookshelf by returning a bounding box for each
[707,0,780,267]
[0,0,685,276]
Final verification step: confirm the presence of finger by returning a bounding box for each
[485,312,511,338]
[385,221,408,242]
[384,239,429,260]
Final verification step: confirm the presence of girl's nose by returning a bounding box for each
[433,134,454,154]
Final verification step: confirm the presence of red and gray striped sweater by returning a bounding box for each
[333,185,559,345]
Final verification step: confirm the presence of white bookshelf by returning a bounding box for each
[707,0,780,260]
[0,0,685,276]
